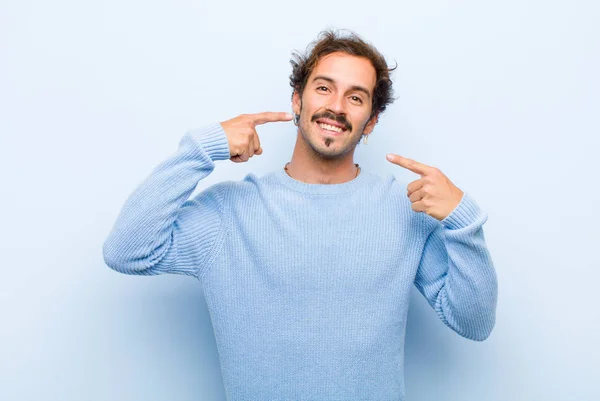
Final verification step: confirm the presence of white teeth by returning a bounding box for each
[318,123,343,133]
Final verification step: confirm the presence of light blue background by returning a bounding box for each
[1,0,599,400]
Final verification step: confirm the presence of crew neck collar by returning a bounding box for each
[272,166,370,195]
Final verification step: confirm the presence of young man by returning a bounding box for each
[103,29,498,400]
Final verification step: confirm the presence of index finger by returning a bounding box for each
[386,154,432,176]
[250,112,294,126]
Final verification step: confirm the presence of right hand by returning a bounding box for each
[220,112,294,163]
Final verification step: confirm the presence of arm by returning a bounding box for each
[102,122,231,278]
[414,192,498,341]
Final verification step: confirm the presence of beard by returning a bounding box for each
[298,108,366,160]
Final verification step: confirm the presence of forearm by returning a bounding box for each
[416,193,498,341]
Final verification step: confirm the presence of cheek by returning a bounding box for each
[302,94,328,114]
[350,112,370,129]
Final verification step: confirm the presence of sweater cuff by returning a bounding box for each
[440,192,486,230]
[187,122,231,161]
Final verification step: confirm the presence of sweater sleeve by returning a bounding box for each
[102,122,231,278]
[413,192,498,341]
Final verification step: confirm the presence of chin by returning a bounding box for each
[300,124,358,158]
[310,138,356,159]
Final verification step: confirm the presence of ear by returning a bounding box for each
[363,113,379,135]
[292,90,302,115]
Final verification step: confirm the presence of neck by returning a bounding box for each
[285,133,360,184]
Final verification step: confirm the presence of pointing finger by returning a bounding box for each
[386,154,432,176]
[251,112,294,126]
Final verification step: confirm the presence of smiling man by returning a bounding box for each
[291,52,376,168]
[103,29,498,400]
[286,36,385,183]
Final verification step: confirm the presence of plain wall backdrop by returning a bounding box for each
[1,0,599,400]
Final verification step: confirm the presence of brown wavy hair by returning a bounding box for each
[289,29,397,120]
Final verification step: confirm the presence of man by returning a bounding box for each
[103,29,498,400]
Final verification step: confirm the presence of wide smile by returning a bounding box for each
[315,121,347,136]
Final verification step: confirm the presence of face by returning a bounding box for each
[292,51,379,160]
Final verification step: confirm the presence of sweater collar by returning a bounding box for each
[272,166,370,195]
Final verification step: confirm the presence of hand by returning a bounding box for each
[386,154,464,221]
[220,112,293,163]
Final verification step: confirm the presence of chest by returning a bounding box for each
[220,195,422,295]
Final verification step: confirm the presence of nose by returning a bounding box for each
[326,92,347,116]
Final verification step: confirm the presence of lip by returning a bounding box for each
[315,120,347,135]
[316,118,347,130]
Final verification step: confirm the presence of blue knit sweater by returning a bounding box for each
[103,122,498,400]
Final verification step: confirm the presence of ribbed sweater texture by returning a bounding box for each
[103,122,498,400]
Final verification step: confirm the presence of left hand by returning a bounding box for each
[386,154,464,221]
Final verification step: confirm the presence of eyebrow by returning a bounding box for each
[311,75,372,99]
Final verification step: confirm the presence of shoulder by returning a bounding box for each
[369,171,439,232]
[195,170,281,202]
[365,171,410,200]
[214,171,271,202]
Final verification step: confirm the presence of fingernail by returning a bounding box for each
[386,154,393,161]
[285,113,294,119]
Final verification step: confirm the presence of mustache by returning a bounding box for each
[311,111,352,131]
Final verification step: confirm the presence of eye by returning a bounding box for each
[350,95,363,104]
[317,86,330,92]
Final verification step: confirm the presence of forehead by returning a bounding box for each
[309,52,376,93]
